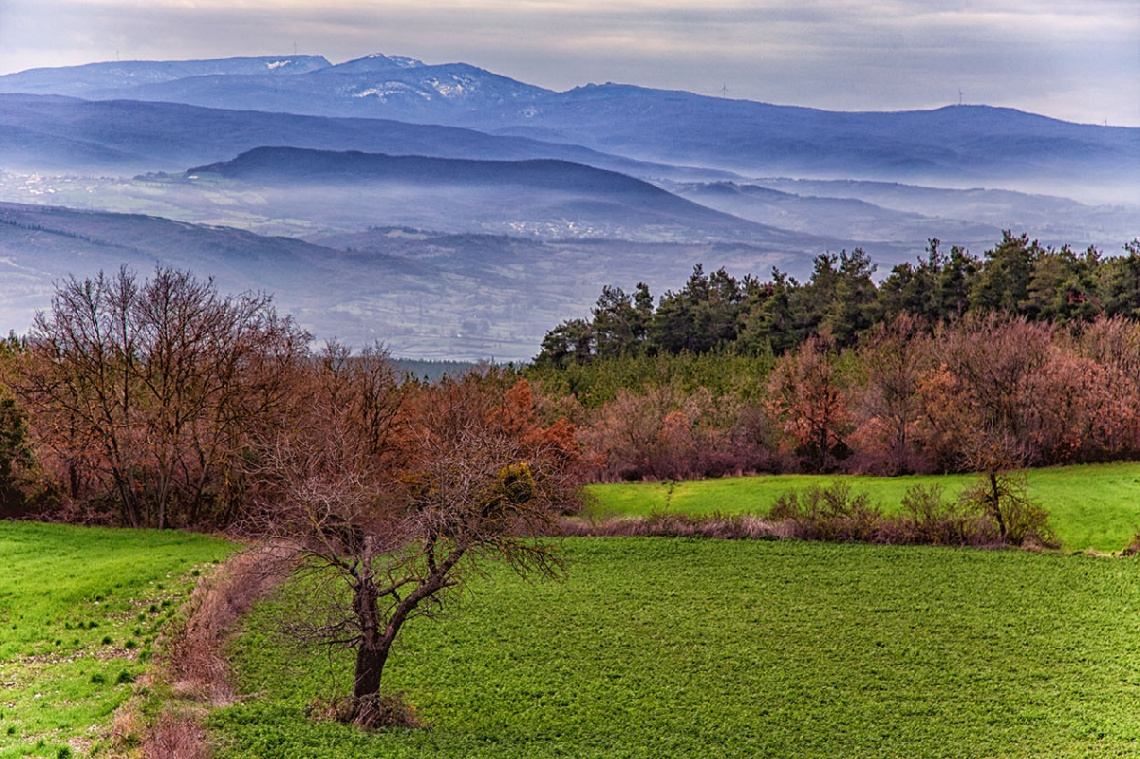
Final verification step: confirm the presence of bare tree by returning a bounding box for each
[252,370,583,726]
[15,266,307,527]
[958,429,1055,546]
[852,313,931,474]
[766,332,852,473]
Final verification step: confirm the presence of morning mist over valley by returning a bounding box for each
[0,39,1136,360]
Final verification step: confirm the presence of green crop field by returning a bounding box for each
[0,522,235,758]
[585,462,1140,553]
[211,538,1140,759]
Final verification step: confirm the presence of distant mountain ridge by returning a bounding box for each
[2,54,1135,187]
[0,56,332,97]
[0,54,545,118]
[0,94,713,179]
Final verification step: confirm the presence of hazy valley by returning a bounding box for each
[0,54,1136,360]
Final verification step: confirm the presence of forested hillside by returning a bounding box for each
[526,233,1140,480]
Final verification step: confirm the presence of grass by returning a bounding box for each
[584,461,1140,553]
[211,538,1140,759]
[0,521,236,758]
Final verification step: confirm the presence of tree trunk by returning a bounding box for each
[346,544,465,720]
[353,639,390,699]
[351,562,386,700]
[988,470,1007,538]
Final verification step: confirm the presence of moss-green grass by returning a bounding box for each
[585,462,1140,553]
[211,538,1140,759]
[0,521,236,758]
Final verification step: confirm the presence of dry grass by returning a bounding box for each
[164,543,289,705]
[129,543,289,759]
[142,711,210,759]
[558,513,792,540]
[559,480,1057,550]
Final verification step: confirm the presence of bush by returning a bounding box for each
[769,483,883,542]
[958,469,1058,548]
[899,484,995,546]
[767,481,1053,549]
[1122,532,1140,557]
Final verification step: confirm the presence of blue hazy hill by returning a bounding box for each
[183,146,798,241]
[0,94,708,180]
[2,54,1134,187]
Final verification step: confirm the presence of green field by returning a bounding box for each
[585,462,1140,553]
[0,522,235,758]
[211,538,1140,759]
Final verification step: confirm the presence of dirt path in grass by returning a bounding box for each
[137,543,289,759]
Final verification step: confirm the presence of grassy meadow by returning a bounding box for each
[212,538,1140,759]
[585,462,1140,553]
[0,522,235,758]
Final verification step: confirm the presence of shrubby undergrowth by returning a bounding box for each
[561,480,1057,550]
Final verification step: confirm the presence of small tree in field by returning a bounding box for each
[254,369,582,726]
[958,430,1056,547]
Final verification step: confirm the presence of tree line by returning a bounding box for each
[0,267,582,530]
[0,265,590,722]
[536,233,1140,366]
[526,234,1140,480]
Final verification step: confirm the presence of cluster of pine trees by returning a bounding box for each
[536,233,1140,366]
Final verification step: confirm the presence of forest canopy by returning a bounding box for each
[534,233,1140,367]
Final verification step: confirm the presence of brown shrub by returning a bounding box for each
[1122,532,1140,557]
[770,482,884,542]
[164,544,289,705]
[557,513,789,540]
[897,484,998,546]
[142,711,209,759]
[555,479,1057,552]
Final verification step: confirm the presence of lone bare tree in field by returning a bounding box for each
[958,429,1055,546]
[253,369,582,726]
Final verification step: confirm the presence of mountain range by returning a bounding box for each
[3,54,1136,190]
[0,53,1135,359]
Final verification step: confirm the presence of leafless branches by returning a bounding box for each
[14,266,307,527]
[244,365,583,724]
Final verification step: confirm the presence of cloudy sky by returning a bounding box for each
[1,0,1137,126]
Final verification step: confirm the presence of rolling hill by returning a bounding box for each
[179,146,793,241]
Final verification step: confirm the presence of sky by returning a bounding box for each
[0,0,1137,126]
